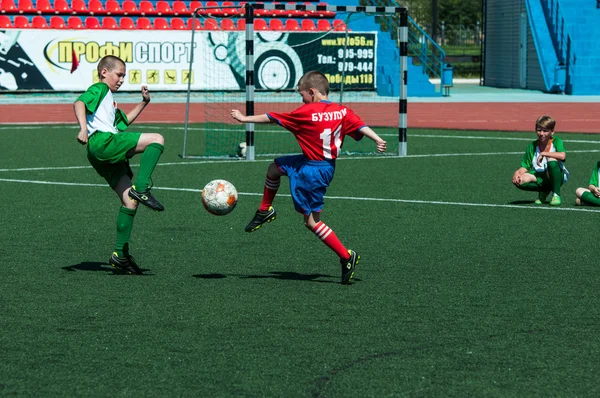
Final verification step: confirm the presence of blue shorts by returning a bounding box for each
[275,154,335,215]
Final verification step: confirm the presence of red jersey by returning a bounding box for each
[267,101,366,161]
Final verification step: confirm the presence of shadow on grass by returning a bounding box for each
[62,261,152,276]
[193,271,352,284]
[509,200,537,205]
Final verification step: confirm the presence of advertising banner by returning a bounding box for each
[0,29,377,92]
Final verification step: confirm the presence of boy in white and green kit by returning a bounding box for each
[73,55,165,275]
[575,162,600,206]
[512,115,568,206]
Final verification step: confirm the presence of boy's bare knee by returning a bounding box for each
[154,134,164,146]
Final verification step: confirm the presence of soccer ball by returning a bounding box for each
[201,179,238,216]
[237,142,247,158]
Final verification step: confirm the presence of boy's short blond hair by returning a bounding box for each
[297,71,329,95]
[536,115,556,131]
[97,55,125,78]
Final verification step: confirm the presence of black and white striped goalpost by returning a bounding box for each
[244,3,409,160]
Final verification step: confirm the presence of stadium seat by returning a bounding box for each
[49,15,65,28]
[139,1,155,16]
[187,18,201,30]
[189,1,203,16]
[317,19,331,31]
[333,19,347,31]
[122,1,139,16]
[301,19,316,31]
[220,18,235,30]
[203,17,218,30]
[87,0,105,15]
[35,0,52,14]
[205,1,220,16]
[170,17,186,30]
[119,16,135,29]
[0,15,12,27]
[101,16,118,29]
[221,1,236,17]
[104,1,122,15]
[67,16,83,29]
[172,1,188,16]
[136,17,152,29]
[70,0,86,14]
[32,15,49,28]
[237,2,246,16]
[53,0,71,14]
[17,0,35,14]
[270,19,284,31]
[85,16,100,29]
[1,0,17,14]
[254,18,268,30]
[237,18,245,30]
[14,15,30,28]
[156,1,173,16]
[154,17,169,30]
[317,2,335,18]
[284,19,300,31]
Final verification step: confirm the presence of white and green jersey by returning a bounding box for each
[76,82,129,136]
[589,161,600,187]
[520,137,568,181]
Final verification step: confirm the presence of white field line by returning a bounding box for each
[2,176,600,213]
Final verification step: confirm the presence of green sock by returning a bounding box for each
[134,143,164,192]
[517,182,541,192]
[581,191,600,206]
[115,206,136,257]
[547,161,562,196]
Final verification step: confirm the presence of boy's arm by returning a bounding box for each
[125,86,151,125]
[539,151,566,161]
[74,100,89,145]
[231,109,271,124]
[357,126,387,152]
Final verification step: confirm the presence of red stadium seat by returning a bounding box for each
[170,17,186,29]
[49,15,65,28]
[317,2,335,18]
[156,1,173,16]
[285,19,300,31]
[317,19,331,31]
[70,0,86,14]
[172,1,188,16]
[35,0,52,14]
[270,19,284,31]
[333,19,347,31]
[237,18,245,30]
[220,18,235,30]
[1,0,17,14]
[254,18,268,30]
[87,0,105,15]
[187,18,201,30]
[136,17,152,29]
[17,0,34,14]
[119,16,135,29]
[154,17,169,29]
[301,19,316,31]
[205,1,220,15]
[32,15,49,28]
[237,2,246,16]
[85,16,100,29]
[139,1,155,16]
[14,15,30,28]
[101,16,118,29]
[189,1,203,16]
[203,17,218,30]
[67,16,83,29]
[0,15,12,27]
[221,1,236,17]
[53,0,71,14]
[122,1,139,16]
[104,1,122,15]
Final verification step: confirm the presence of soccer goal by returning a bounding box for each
[181,2,408,160]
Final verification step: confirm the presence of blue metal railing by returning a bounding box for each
[540,0,575,93]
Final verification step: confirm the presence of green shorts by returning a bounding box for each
[87,131,141,188]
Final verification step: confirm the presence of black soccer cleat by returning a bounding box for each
[129,186,164,212]
[245,206,277,232]
[124,254,144,275]
[109,252,140,275]
[340,250,360,285]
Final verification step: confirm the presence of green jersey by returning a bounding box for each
[589,161,600,187]
[520,136,568,178]
[76,82,129,136]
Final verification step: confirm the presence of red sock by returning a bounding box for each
[312,221,349,260]
[259,175,280,211]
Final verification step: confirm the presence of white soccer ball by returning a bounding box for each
[237,142,247,158]
[201,179,238,216]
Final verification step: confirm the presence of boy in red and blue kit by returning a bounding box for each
[231,71,387,284]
